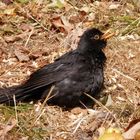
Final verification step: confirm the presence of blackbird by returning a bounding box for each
[0,28,114,107]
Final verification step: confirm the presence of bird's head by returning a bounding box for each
[78,28,114,53]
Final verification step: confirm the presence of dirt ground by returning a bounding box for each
[0,0,140,139]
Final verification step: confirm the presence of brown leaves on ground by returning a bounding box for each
[0,0,140,140]
[123,119,140,140]
[0,118,17,140]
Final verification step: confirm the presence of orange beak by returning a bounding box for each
[101,29,114,40]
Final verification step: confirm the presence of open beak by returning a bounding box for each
[101,29,114,40]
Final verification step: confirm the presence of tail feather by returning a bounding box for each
[0,85,44,105]
[0,87,19,105]
[0,86,26,105]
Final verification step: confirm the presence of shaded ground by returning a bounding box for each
[0,0,140,139]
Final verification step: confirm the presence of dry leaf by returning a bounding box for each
[69,15,81,24]
[4,33,26,43]
[125,119,140,131]
[123,122,140,139]
[61,16,73,32]
[15,48,30,62]
[69,10,87,24]
[51,16,73,33]
[105,94,113,107]
[51,17,64,31]
[0,119,17,138]
[4,31,35,43]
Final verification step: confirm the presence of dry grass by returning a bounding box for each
[0,0,140,139]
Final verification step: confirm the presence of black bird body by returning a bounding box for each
[0,28,113,107]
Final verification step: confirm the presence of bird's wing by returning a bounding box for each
[20,51,85,92]
[21,63,71,91]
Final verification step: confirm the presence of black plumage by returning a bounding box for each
[0,28,113,107]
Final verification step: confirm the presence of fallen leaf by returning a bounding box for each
[69,15,81,24]
[4,31,35,43]
[79,10,87,18]
[105,94,113,107]
[15,48,30,62]
[0,119,17,138]
[123,122,140,139]
[61,16,73,32]
[125,119,140,131]
[51,16,73,33]
[51,17,65,31]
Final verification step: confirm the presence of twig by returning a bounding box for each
[84,93,112,113]
[84,93,120,126]
[112,68,140,89]
[32,86,55,126]
[40,85,55,109]
[72,116,87,134]
[24,29,34,47]
[13,2,49,32]
[112,68,136,81]
[13,95,18,123]
[120,17,140,36]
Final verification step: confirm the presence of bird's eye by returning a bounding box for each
[93,35,100,40]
